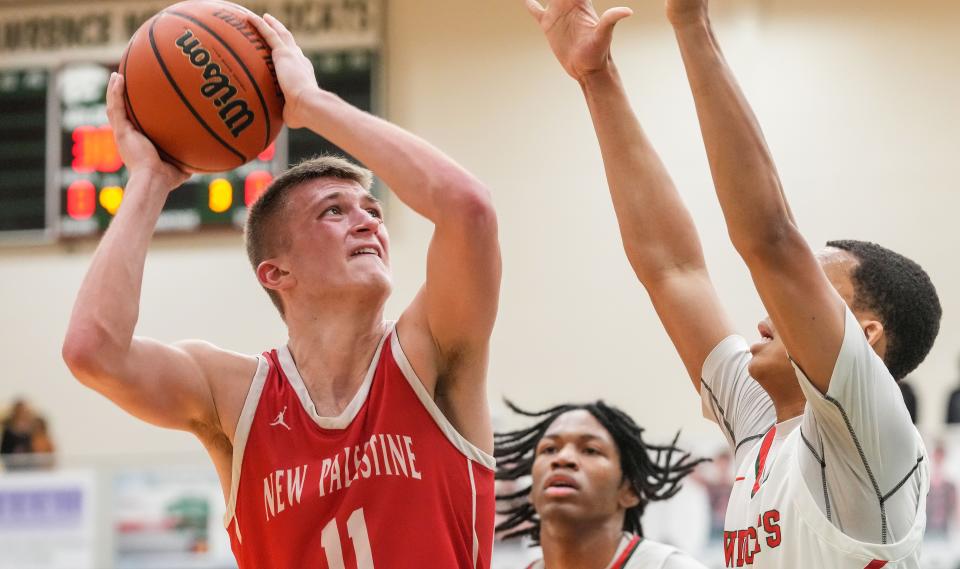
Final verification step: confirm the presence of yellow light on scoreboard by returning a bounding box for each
[99,186,123,215]
[208,178,233,213]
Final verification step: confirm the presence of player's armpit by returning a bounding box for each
[397,289,496,455]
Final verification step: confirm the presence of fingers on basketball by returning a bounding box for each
[105,74,130,133]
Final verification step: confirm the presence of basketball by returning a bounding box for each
[120,0,284,173]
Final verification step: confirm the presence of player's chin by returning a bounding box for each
[534,498,588,522]
[350,265,392,287]
[747,353,776,383]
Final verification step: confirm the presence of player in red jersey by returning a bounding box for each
[62,13,500,569]
[495,401,708,569]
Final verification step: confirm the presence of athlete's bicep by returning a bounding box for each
[743,234,846,393]
[644,268,736,391]
[398,196,499,395]
[421,192,501,355]
[80,337,230,433]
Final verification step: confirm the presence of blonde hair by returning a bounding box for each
[244,155,374,316]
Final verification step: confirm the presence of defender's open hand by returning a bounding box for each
[524,0,632,82]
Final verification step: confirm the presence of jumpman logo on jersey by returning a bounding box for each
[269,406,291,431]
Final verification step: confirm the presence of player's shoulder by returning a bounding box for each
[701,334,751,383]
[173,339,260,377]
[173,340,262,408]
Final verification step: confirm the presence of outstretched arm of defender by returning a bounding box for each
[669,0,844,391]
[252,15,500,449]
[62,74,241,436]
[525,0,733,388]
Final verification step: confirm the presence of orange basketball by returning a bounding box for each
[120,0,284,173]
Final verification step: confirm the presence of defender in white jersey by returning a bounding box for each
[495,401,708,569]
[522,0,942,567]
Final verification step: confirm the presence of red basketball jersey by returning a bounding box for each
[224,324,496,568]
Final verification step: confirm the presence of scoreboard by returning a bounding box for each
[0,68,48,235]
[0,0,382,242]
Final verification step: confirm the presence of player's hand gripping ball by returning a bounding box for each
[120,0,285,173]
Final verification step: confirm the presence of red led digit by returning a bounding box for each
[67,180,96,219]
[245,170,273,206]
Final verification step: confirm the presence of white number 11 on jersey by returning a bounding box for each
[320,507,374,569]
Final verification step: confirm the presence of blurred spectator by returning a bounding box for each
[691,448,734,541]
[947,355,960,424]
[0,398,55,470]
[898,378,919,425]
[926,442,957,539]
[30,417,56,469]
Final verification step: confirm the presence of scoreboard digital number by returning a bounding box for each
[57,61,279,237]
[57,50,375,238]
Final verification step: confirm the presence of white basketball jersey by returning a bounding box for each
[701,307,928,568]
[721,419,926,568]
[525,533,707,569]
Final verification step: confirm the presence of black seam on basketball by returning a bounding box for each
[157,146,199,172]
[123,49,205,172]
[167,8,272,150]
[823,393,887,543]
[148,17,246,164]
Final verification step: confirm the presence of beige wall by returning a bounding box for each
[2,0,958,459]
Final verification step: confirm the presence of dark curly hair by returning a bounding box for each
[494,400,706,544]
[827,239,942,380]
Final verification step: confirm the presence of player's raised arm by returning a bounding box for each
[61,73,250,436]
[668,0,845,391]
[251,14,500,449]
[525,0,732,388]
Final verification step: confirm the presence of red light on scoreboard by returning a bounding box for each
[67,180,96,219]
[257,142,276,162]
[245,170,273,206]
[72,125,122,173]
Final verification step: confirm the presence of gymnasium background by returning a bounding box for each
[1,0,959,567]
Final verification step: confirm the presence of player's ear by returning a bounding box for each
[257,259,294,292]
[861,318,885,350]
[618,480,641,510]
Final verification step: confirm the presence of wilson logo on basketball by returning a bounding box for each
[175,29,255,137]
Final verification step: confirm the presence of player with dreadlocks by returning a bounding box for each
[495,400,709,569]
